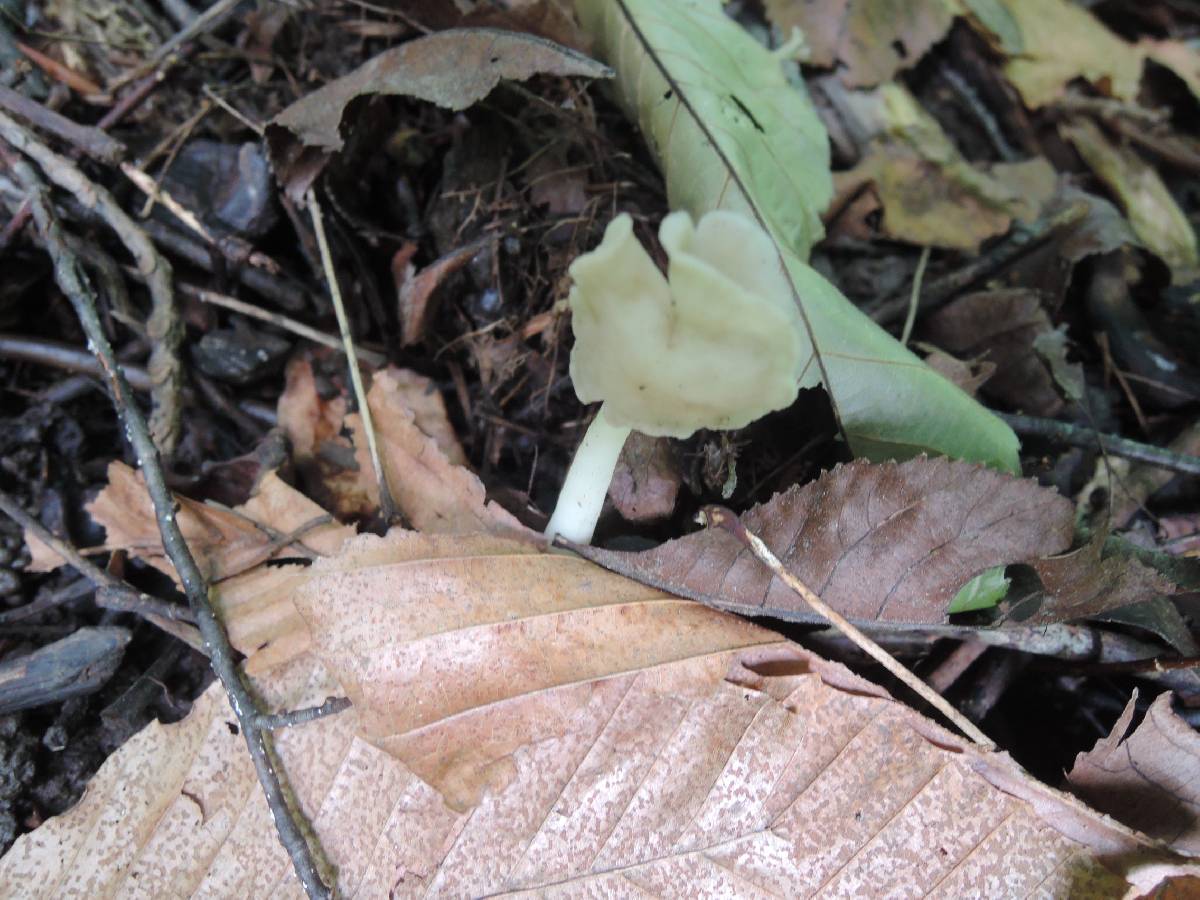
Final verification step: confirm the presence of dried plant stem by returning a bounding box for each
[108,0,241,91]
[179,283,387,366]
[1000,412,1200,477]
[0,488,195,627]
[700,505,995,750]
[306,187,399,522]
[0,110,183,456]
[899,245,930,347]
[253,696,351,731]
[14,163,332,899]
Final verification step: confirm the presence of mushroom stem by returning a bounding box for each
[545,403,632,545]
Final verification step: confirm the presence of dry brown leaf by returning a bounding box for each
[918,345,996,398]
[276,354,375,520]
[1061,117,1200,278]
[923,288,1069,417]
[5,530,1192,896]
[397,235,492,345]
[826,84,1054,252]
[348,368,532,537]
[609,431,680,523]
[1068,692,1200,856]
[1028,531,1179,625]
[577,457,1074,625]
[998,0,1144,108]
[278,359,473,520]
[763,0,956,88]
[29,461,352,583]
[271,28,610,152]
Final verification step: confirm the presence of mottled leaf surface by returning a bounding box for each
[3,531,1185,897]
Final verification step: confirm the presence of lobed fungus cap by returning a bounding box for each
[567,210,804,439]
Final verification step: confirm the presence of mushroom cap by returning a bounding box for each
[567,210,804,438]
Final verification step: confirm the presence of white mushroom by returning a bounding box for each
[546,209,805,544]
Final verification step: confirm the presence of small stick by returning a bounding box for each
[0,85,125,164]
[699,505,995,749]
[306,187,399,522]
[0,487,193,623]
[107,0,241,91]
[253,696,352,731]
[899,245,930,347]
[16,164,331,898]
[0,110,183,456]
[1000,412,1200,477]
[0,333,155,392]
[178,283,387,366]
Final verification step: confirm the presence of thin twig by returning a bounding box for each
[107,0,241,91]
[1001,413,1200,477]
[253,696,352,730]
[0,84,126,164]
[15,164,331,899]
[699,505,995,749]
[899,245,930,347]
[0,488,190,620]
[179,283,387,366]
[0,333,155,392]
[0,110,184,456]
[868,201,1090,327]
[306,187,399,522]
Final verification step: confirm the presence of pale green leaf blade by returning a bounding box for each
[575,0,1019,471]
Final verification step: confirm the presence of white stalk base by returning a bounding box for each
[544,404,632,545]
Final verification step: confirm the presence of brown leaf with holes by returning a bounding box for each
[577,457,1074,625]
[1068,692,1200,855]
[923,288,1069,417]
[5,530,1192,896]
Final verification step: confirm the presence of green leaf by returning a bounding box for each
[948,566,1010,614]
[573,0,1020,472]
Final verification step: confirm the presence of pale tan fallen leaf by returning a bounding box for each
[1061,117,1200,278]
[348,367,532,537]
[998,0,1143,108]
[1069,692,1200,856]
[27,460,353,583]
[4,531,1192,896]
[826,84,1054,252]
[278,358,472,521]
